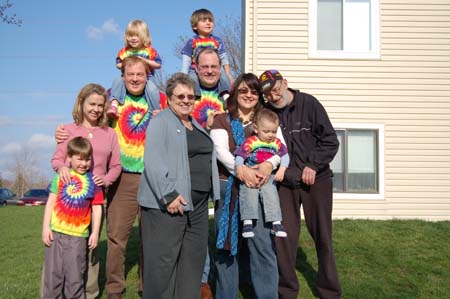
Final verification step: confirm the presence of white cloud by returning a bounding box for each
[87,18,121,40]
[27,134,55,150]
[0,142,21,154]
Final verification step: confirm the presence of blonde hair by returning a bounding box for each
[72,83,109,128]
[190,8,214,34]
[124,19,151,47]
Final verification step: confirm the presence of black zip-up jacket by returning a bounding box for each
[270,88,339,188]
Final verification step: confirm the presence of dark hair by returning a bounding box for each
[165,72,196,98]
[255,108,279,126]
[194,47,221,66]
[67,137,92,159]
[227,73,264,120]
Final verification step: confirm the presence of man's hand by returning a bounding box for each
[206,111,225,130]
[301,166,316,185]
[42,227,53,247]
[55,124,70,143]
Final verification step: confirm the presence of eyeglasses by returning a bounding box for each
[263,81,283,97]
[198,64,221,71]
[238,88,259,96]
[172,93,195,101]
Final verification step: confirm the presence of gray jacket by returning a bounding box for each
[138,108,220,211]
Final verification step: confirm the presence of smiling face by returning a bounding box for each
[195,50,221,88]
[263,79,290,109]
[168,84,196,120]
[236,82,260,113]
[123,61,147,96]
[126,34,144,49]
[68,154,92,175]
[194,18,214,37]
[82,93,105,126]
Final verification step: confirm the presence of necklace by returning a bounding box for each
[238,111,254,125]
[85,127,97,139]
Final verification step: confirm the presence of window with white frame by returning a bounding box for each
[330,124,384,197]
[309,0,380,59]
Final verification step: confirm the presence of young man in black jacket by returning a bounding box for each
[259,70,342,299]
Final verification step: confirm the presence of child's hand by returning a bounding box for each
[274,167,286,182]
[42,227,53,247]
[88,233,99,250]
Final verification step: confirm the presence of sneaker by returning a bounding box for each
[271,223,287,237]
[107,105,118,119]
[242,223,255,238]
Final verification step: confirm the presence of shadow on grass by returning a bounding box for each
[97,225,141,298]
[296,246,319,297]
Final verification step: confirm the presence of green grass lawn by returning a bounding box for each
[1,206,449,298]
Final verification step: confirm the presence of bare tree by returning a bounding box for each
[8,146,41,196]
[0,0,22,26]
[173,14,242,79]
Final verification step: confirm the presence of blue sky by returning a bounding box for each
[0,0,241,181]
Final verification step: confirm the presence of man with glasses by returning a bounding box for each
[192,47,230,129]
[259,70,342,299]
[193,47,231,299]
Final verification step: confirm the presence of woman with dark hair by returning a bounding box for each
[138,72,220,299]
[210,73,279,299]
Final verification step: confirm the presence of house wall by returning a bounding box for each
[244,0,450,220]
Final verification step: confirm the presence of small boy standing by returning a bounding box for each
[235,109,289,238]
[181,8,234,88]
[42,137,104,299]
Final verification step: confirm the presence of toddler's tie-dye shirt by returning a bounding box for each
[235,135,288,167]
[116,45,162,77]
[110,94,150,173]
[50,170,104,238]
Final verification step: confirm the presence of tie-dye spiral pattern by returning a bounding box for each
[50,170,104,237]
[191,89,225,128]
[111,94,150,173]
[236,136,287,167]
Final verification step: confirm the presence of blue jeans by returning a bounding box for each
[239,175,282,223]
[214,180,278,299]
[110,76,160,110]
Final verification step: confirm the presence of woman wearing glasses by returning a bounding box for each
[138,72,220,299]
[210,73,279,299]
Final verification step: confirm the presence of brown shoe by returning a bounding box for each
[200,282,213,299]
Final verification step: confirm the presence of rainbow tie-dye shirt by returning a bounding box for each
[49,170,104,238]
[111,94,150,173]
[181,34,226,71]
[235,136,288,167]
[116,45,162,77]
[191,87,225,128]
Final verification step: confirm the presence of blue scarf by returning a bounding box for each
[216,117,245,255]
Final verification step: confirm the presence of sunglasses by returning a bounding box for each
[172,93,196,101]
[238,88,259,96]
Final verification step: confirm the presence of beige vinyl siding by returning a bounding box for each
[245,0,450,220]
